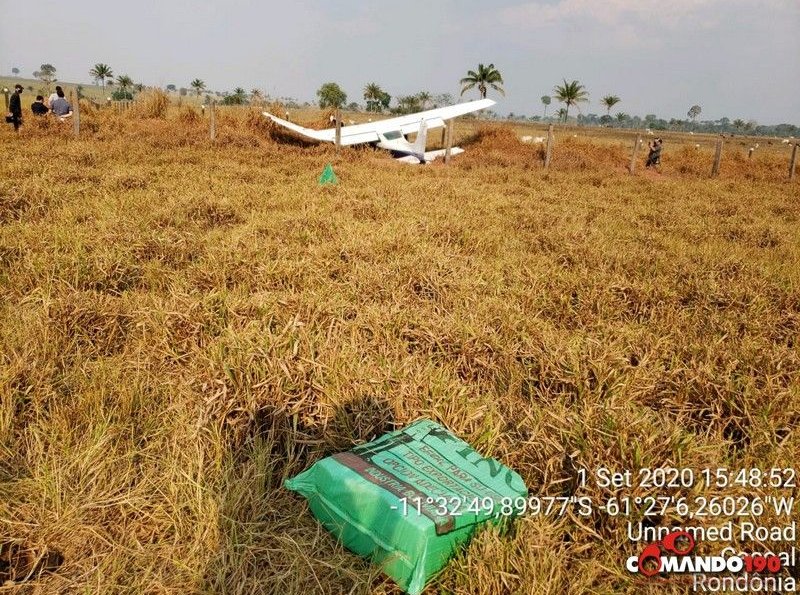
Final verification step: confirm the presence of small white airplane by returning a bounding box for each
[263,98,495,164]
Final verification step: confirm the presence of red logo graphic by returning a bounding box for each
[637,531,696,577]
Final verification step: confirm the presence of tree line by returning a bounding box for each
[9,63,796,137]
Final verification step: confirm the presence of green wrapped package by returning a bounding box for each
[285,419,528,594]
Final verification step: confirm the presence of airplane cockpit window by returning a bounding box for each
[383,131,402,140]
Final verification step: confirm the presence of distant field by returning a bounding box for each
[1,99,799,594]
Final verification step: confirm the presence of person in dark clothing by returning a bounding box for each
[31,95,49,115]
[6,84,23,131]
[646,138,663,168]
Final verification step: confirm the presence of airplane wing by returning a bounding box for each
[263,98,495,146]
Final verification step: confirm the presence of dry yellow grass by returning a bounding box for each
[1,104,799,594]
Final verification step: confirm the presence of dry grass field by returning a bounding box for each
[1,95,799,594]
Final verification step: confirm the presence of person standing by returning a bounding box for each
[646,138,663,168]
[7,84,23,131]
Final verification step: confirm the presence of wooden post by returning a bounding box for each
[629,134,641,173]
[544,124,554,169]
[711,139,723,177]
[748,148,754,160]
[72,92,80,137]
[444,119,454,164]
[790,143,799,182]
[441,126,446,147]
[209,100,216,140]
[3,88,8,112]
[335,108,342,149]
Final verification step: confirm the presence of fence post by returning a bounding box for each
[441,126,447,147]
[790,143,799,182]
[72,92,80,137]
[335,108,342,149]
[544,124,554,168]
[629,134,641,173]
[209,100,216,140]
[3,88,8,112]
[748,148,754,160]
[444,119,454,164]
[711,139,723,177]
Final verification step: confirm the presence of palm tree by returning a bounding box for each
[396,95,422,114]
[191,79,206,96]
[460,63,504,99]
[556,107,568,123]
[89,63,113,92]
[363,82,382,101]
[364,82,390,113]
[116,74,133,92]
[541,95,551,118]
[601,95,621,116]
[364,83,383,112]
[553,79,589,122]
[616,112,629,126]
[733,118,745,131]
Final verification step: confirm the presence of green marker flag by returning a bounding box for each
[285,419,528,594]
[318,163,338,185]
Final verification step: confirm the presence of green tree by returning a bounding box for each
[541,95,551,118]
[250,88,264,103]
[166,84,177,92]
[190,78,206,96]
[11,67,19,76]
[117,74,133,92]
[687,104,702,122]
[317,82,347,109]
[601,95,621,115]
[394,95,422,114]
[460,63,504,99]
[112,74,134,100]
[33,64,57,88]
[556,107,568,123]
[733,118,745,131]
[416,91,432,110]
[89,63,113,92]
[363,82,389,113]
[616,112,629,126]
[553,79,588,122]
[221,88,247,105]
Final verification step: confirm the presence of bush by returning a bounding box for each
[177,105,201,125]
[130,89,170,119]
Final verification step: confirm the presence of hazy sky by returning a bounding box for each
[1,0,798,124]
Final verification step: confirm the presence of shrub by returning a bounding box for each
[130,89,170,119]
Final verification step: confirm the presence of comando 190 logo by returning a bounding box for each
[626,531,782,577]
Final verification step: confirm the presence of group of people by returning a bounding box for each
[5,84,73,131]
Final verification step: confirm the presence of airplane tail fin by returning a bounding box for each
[412,120,428,159]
